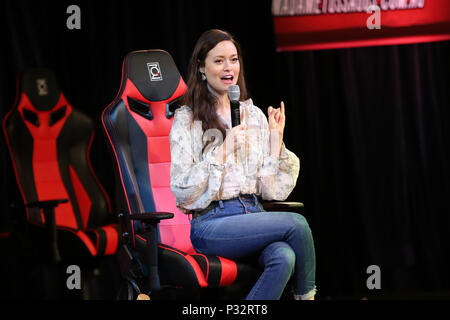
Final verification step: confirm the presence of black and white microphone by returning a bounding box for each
[228,85,240,127]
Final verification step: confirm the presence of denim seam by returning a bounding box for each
[289,218,315,296]
[199,229,286,242]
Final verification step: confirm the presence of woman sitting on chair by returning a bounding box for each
[169,29,316,300]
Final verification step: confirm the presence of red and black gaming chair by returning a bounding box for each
[102,50,266,299]
[3,68,120,264]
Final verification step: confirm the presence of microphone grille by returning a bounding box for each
[228,85,240,102]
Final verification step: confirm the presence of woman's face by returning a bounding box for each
[200,40,240,96]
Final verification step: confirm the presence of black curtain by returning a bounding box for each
[1,0,449,299]
[278,42,450,298]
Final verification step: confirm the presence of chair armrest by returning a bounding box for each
[26,199,68,209]
[262,201,304,213]
[129,212,174,223]
[127,212,173,292]
[25,199,68,263]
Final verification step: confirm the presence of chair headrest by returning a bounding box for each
[121,50,184,102]
[19,68,61,112]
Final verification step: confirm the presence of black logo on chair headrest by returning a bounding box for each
[147,62,163,82]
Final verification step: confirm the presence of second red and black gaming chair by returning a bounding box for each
[102,50,264,299]
[3,68,120,265]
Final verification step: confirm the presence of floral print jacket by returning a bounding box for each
[169,99,300,213]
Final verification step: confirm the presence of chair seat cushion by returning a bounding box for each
[58,224,120,257]
[24,223,120,261]
[85,224,120,256]
[135,235,261,289]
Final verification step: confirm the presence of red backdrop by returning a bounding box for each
[273,0,450,51]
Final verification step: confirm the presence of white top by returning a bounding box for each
[169,98,300,213]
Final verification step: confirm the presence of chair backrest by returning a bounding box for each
[101,50,192,252]
[3,68,112,231]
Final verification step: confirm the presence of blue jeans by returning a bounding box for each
[190,195,316,300]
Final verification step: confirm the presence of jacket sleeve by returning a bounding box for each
[169,106,225,212]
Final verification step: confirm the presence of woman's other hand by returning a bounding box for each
[268,101,285,157]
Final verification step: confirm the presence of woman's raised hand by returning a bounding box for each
[268,101,285,134]
[268,101,285,157]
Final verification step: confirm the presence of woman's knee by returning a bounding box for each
[263,242,296,274]
[283,212,312,236]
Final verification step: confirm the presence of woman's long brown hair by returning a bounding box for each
[181,29,248,141]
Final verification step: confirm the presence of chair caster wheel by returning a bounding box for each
[136,293,151,300]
